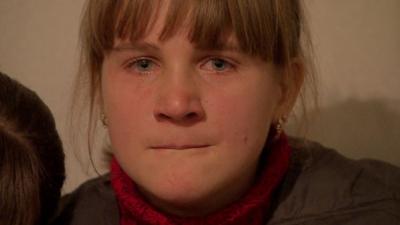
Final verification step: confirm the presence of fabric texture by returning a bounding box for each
[110,133,291,225]
[51,137,400,225]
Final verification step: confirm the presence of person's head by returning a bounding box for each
[0,72,65,225]
[76,0,315,216]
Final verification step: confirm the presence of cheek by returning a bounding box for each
[101,68,154,149]
[214,98,272,162]
[210,81,279,152]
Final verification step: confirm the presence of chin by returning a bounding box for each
[138,171,220,213]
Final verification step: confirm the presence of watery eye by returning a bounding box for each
[202,58,234,73]
[134,59,153,71]
[212,59,227,70]
[126,58,157,74]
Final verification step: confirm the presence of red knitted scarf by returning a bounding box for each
[111,133,291,225]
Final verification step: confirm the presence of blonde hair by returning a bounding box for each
[71,0,317,164]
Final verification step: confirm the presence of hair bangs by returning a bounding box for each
[114,0,160,42]
[162,0,280,61]
[177,0,285,63]
[87,0,287,61]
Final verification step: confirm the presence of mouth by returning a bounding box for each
[150,144,211,150]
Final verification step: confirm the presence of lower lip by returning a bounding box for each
[151,145,210,150]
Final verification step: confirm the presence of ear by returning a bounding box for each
[274,59,305,121]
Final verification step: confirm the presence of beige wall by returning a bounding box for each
[303,0,400,166]
[1,1,399,193]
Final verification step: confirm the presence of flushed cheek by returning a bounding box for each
[105,78,154,143]
[211,93,273,153]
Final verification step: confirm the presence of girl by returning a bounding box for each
[55,0,400,224]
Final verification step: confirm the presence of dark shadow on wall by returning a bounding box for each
[287,98,400,166]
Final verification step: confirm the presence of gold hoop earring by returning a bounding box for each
[101,113,108,127]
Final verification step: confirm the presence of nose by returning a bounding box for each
[153,76,205,125]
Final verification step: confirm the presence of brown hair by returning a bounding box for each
[72,0,317,161]
[0,72,65,225]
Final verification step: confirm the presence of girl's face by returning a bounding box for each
[101,4,284,216]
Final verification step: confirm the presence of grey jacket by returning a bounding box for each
[52,138,400,224]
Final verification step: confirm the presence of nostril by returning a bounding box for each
[155,111,201,123]
[156,113,171,121]
[183,112,202,123]
[185,112,198,120]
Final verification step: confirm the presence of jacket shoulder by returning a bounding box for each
[50,174,119,225]
[268,137,400,224]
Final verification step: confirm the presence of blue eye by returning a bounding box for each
[211,59,228,71]
[126,58,156,73]
[201,58,234,73]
